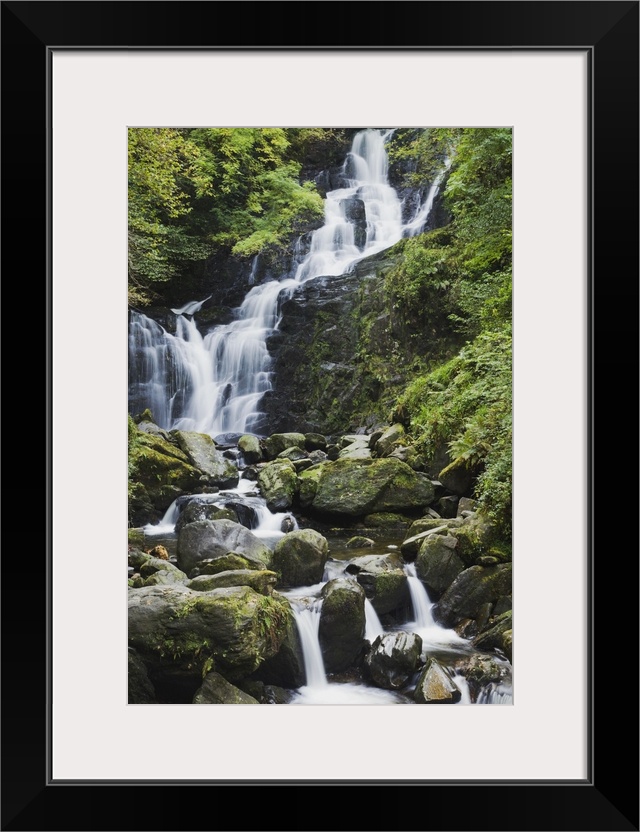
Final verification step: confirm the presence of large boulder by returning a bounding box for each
[193,672,259,704]
[129,432,204,511]
[250,598,306,689]
[365,632,422,690]
[309,458,435,517]
[345,552,409,616]
[297,464,325,508]
[433,564,513,629]
[173,430,239,488]
[438,456,480,497]
[257,460,298,511]
[415,535,466,597]
[238,434,262,464]
[128,584,293,681]
[374,423,405,457]
[319,579,366,673]
[187,570,277,596]
[263,433,307,460]
[272,530,329,587]
[177,520,272,576]
[414,658,462,703]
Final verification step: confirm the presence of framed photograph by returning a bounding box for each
[3,1,637,830]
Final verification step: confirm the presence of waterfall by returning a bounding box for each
[405,562,436,628]
[129,128,446,436]
[289,600,328,689]
[364,599,384,642]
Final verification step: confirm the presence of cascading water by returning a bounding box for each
[289,600,328,690]
[128,128,447,436]
[405,562,436,628]
[364,599,385,643]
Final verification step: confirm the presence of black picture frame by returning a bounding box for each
[3,2,638,830]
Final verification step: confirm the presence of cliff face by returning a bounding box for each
[260,211,451,436]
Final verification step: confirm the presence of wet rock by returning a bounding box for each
[346,552,409,616]
[272,529,329,587]
[177,519,272,575]
[238,434,262,464]
[310,457,435,517]
[415,535,466,597]
[187,570,278,595]
[175,501,236,534]
[433,564,513,629]
[365,632,422,690]
[257,459,298,511]
[263,433,307,460]
[128,584,292,681]
[414,658,462,703]
[319,579,366,673]
[173,430,239,488]
[472,610,513,653]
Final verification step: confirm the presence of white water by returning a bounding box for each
[402,563,472,654]
[289,600,328,689]
[364,598,385,643]
[142,479,298,545]
[129,128,447,436]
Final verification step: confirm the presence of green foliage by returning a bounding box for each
[387,128,457,187]
[128,128,212,305]
[386,127,512,533]
[397,327,512,531]
[128,127,324,306]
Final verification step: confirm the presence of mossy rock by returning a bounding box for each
[173,430,239,488]
[263,433,307,460]
[297,463,326,508]
[310,457,435,517]
[272,529,329,587]
[128,528,146,547]
[128,584,293,681]
[400,525,452,558]
[238,434,262,464]
[374,424,405,457]
[415,535,466,597]
[434,564,513,629]
[438,456,480,497]
[363,513,412,530]
[187,570,277,596]
[130,443,203,509]
[347,552,409,616]
[257,460,298,511]
[177,519,272,575]
[319,579,366,673]
[190,553,260,577]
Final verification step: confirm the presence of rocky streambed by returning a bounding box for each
[128,417,513,705]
